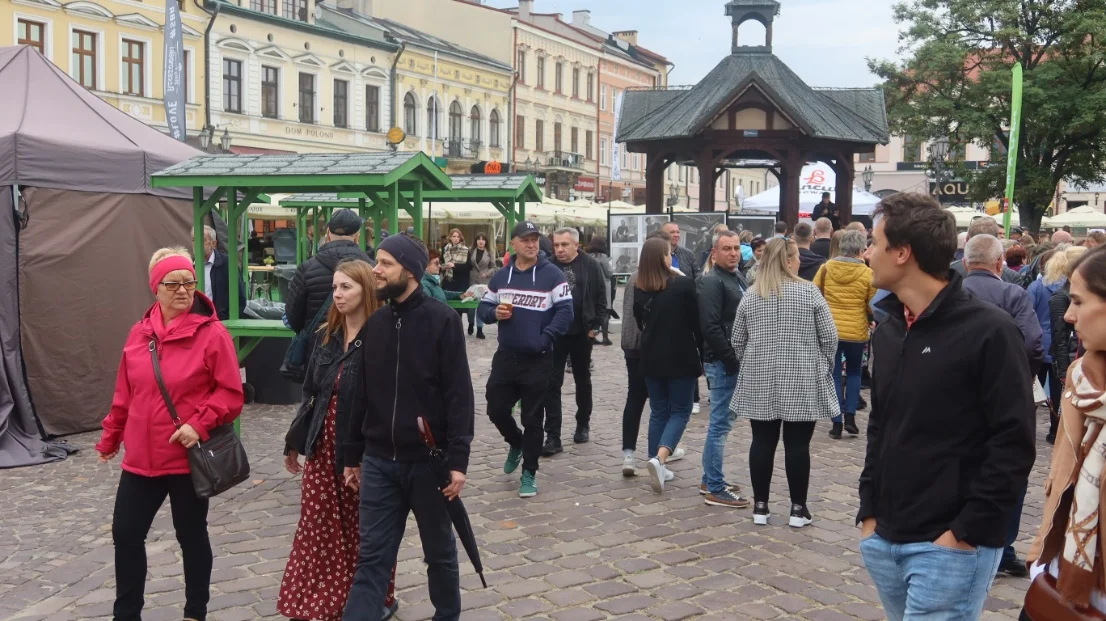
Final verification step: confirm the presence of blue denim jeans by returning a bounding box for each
[344,456,461,621]
[701,361,737,493]
[644,376,696,459]
[832,341,865,423]
[860,533,1002,621]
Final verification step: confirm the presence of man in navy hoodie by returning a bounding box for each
[479,221,573,498]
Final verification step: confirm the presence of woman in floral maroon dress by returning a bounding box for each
[279,260,398,621]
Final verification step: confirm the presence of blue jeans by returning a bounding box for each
[701,362,737,493]
[860,533,1002,621]
[344,456,461,621]
[644,376,696,459]
[832,341,865,423]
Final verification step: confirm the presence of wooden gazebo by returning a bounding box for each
[617,0,889,229]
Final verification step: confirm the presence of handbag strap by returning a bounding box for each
[148,340,183,429]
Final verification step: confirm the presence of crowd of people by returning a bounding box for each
[91,197,1106,621]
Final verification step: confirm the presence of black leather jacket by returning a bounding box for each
[697,266,746,373]
[292,324,367,475]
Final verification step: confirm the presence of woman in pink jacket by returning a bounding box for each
[96,248,244,621]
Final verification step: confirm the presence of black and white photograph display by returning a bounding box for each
[607,213,669,275]
[727,214,778,240]
[672,213,727,266]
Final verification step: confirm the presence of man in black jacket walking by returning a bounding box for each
[697,230,749,509]
[193,225,247,320]
[343,234,474,621]
[286,209,373,333]
[542,228,607,454]
[858,193,1035,621]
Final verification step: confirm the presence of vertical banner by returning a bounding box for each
[1003,63,1023,236]
[163,0,186,141]
[611,90,624,182]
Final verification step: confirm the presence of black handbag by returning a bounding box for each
[280,296,333,383]
[149,339,250,498]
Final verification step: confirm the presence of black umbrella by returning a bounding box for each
[417,417,488,588]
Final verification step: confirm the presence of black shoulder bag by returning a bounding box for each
[281,295,333,383]
[149,340,251,498]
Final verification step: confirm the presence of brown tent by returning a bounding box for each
[0,45,199,466]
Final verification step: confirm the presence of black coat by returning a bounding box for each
[290,325,367,474]
[209,250,247,321]
[634,275,702,379]
[345,288,476,474]
[797,248,827,282]
[286,240,373,333]
[812,202,840,230]
[552,251,608,334]
[1050,286,1080,380]
[672,245,700,280]
[858,272,1036,549]
[697,266,746,373]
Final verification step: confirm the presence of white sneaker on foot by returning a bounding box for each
[666,447,686,462]
[692,403,701,415]
[646,458,665,494]
[622,454,636,477]
[663,466,674,482]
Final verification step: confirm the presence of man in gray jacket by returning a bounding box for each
[697,230,750,509]
[960,233,1042,579]
[951,217,1029,288]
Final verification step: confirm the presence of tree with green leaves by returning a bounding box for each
[870,0,1106,233]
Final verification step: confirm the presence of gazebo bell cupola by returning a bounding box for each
[725,0,779,53]
[616,1,889,228]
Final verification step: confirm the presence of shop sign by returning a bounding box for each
[574,177,596,192]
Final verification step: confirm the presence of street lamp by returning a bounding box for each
[198,124,232,153]
[198,124,213,150]
[667,182,680,207]
[220,128,232,152]
[862,165,874,192]
[929,136,950,199]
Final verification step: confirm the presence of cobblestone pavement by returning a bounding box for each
[1,315,1053,621]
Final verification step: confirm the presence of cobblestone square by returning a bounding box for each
[1,322,1050,620]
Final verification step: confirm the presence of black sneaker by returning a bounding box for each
[829,422,843,439]
[467,324,474,336]
[789,504,813,528]
[1046,433,1056,445]
[573,425,590,444]
[753,501,770,525]
[843,415,859,435]
[476,328,485,340]
[540,437,563,457]
[857,396,868,411]
[999,555,1029,578]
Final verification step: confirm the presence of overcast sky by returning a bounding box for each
[485,0,903,87]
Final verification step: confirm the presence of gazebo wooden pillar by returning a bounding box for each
[832,156,855,224]
[696,152,717,212]
[645,153,668,214]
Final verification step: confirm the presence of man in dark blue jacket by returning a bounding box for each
[194,225,246,320]
[478,221,573,499]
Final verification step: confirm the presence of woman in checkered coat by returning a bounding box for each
[730,237,840,528]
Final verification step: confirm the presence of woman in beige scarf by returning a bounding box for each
[1024,245,1106,619]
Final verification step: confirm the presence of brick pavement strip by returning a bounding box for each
[0,311,1050,620]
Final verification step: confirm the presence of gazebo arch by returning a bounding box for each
[617,0,889,230]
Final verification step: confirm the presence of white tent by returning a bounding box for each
[743,162,882,216]
[1048,205,1106,228]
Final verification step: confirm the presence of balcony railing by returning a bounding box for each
[546,150,584,170]
[445,139,482,160]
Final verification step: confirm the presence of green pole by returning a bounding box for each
[412,181,424,240]
[1003,63,1024,237]
[296,209,305,265]
[227,188,241,321]
[192,188,206,293]
[389,183,399,235]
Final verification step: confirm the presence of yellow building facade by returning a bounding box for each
[3,0,207,135]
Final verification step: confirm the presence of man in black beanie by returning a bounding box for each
[343,232,475,621]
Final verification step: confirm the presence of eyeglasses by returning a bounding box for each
[160,281,198,292]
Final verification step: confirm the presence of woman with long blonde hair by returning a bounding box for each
[730,238,839,527]
[279,259,399,621]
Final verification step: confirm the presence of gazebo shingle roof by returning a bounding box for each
[617,52,889,145]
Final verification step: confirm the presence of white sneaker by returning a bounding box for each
[666,447,686,463]
[663,466,675,482]
[622,454,636,477]
[646,458,666,494]
[692,403,701,415]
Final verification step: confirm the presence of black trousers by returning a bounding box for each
[544,333,594,441]
[487,350,553,474]
[749,419,816,506]
[621,355,649,452]
[112,471,211,621]
[344,456,459,621]
[1038,366,1062,436]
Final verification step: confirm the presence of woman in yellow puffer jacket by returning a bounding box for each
[813,230,877,439]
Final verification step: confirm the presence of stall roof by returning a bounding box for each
[150,151,452,192]
[306,173,543,204]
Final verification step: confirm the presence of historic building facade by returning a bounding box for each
[4,0,207,136]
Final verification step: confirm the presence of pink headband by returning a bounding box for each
[150,256,197,295]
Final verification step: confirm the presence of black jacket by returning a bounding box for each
[553,251,608,334]
[812,202,840,230]
[346,287,475,474]
[961,270,1044,373]
[286,240,373,333]
[634,275,702,379]
[208,250,247,321]
[1050,286,1079,380]
[697,266,746,374]
[672,245,700,280]
[797,248,827,281]
[858,272,1036,548]
[951,259,1029,289]
[292,325,367,474]
[810,238,832,260]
